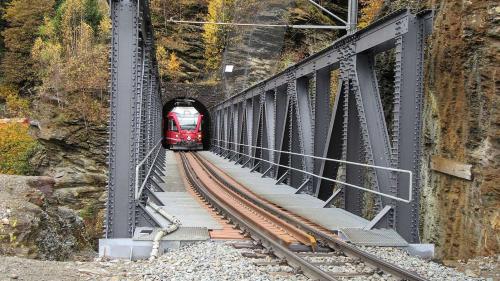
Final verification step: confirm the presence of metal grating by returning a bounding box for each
[339,228,408,247]
[151,192,222,230]
[287,207,369,230]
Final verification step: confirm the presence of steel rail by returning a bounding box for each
[184,152,317,248]
[212,141,412,203]
[179,152,336,281]
[192,152,428,281]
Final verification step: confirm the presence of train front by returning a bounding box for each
[164,106,203,151]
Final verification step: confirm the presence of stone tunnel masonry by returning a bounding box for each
[162,83,224,149]
[161,83,224,110]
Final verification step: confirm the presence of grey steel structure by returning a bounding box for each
[211,10,433,243]
[106,0,432,245]
[107,0,163,238]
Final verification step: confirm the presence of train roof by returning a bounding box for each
[168,107,202,118]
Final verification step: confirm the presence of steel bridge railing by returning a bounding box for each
[212,139,413,204]
[135,140,163,200]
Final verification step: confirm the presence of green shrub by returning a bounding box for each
[0,123,39,175]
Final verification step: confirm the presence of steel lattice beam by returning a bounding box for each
[210,10,432,243]
[106,0,161,238]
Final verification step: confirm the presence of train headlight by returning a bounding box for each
[198,134,202,139]
[176,134,179,138]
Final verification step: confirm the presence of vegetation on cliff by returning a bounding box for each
[0,0,110,176]
[202,0,234,75]
[31,0,110,124]
[0,0,110,254]
[0,0,110,122]
[0,123,38,175]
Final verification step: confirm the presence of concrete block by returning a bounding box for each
[406,244,434,259]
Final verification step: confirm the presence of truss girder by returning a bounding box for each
[211,10,432,243]
[107,0,161,238]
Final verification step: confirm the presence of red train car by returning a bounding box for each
[163,108,203,150]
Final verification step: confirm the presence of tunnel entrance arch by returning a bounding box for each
[162,97,211,150]
[161,82,225,150]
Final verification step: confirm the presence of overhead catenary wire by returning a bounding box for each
[166,19,348,30]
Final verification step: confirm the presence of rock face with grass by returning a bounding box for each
[29,116,109,249]
[416,0,500,260]
[0,175,91,260]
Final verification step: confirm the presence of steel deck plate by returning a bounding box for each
[162,151,185,192]
[200,151,411,246]
[263,194,325,208]
[340,228,409,247]
[286,207,369,230]
[149,192,222,230]
[199,152,296,195]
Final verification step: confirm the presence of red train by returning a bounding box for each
[162,108,203,150]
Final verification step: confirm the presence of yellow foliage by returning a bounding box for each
[31,0,110,124]
[156,46,169,79]
[167,52,182,81]
[61,0,87,55]
[202,0,234,73]
[358,0,384,29]
[97,13,111,41]
[0,85,29,118]
[1,0,55,85]
[0,123,38,175]
[157,47,183,82]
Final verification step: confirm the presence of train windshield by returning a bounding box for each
[172,106,199,131]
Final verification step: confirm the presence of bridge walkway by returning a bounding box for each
[144,150,221,232]
[198,151,408,247]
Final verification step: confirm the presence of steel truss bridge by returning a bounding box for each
[106,0,432,244]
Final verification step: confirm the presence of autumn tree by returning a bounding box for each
[167,52,182,81]
[0,85,28,117]
[156,45,169,80]
[1,0,55,87]
[31,0,110,124]
[0,123,38,175]
[203,0,234,75]
[358,0,383,29]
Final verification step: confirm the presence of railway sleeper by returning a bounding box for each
[180,152,426,281]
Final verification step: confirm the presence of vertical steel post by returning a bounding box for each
[394,14,425,243]
[107,0,140,238]
[313,69,331,193]
[347,0,358,34]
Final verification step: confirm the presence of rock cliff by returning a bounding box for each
[418,0,499,259]
[0,175,91,260]
[30,117,108,250]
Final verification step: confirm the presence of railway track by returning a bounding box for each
[179,152,427,281]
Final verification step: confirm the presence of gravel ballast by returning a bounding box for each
[356,246,498,281]
[0,241,497,280]
[131,241,307,281]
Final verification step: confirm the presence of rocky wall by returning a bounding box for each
[30,118,108,249]
[0,175,91,260]
[419,0,499,259]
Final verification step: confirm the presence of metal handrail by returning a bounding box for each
[212,139,413,203]
[135,139,162,200]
